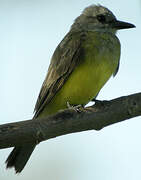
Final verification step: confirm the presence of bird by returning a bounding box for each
[5,4,135,173]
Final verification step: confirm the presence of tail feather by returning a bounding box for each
[6,145,36,173]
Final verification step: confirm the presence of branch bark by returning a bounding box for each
[0,92,141,149]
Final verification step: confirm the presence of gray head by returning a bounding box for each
[71,4,135,34]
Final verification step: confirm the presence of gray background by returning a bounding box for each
[0,0,141,179]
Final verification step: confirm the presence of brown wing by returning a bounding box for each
[34,31,85,117]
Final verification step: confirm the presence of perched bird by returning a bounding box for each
[6,4,135,173]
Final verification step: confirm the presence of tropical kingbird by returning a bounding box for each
[6,4,135,173]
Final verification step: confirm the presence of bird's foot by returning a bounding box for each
[66,101,83,113]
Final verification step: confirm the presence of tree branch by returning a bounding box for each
[0,92,141,149]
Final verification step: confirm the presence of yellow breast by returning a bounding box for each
[57,32,120,104]
[40,32,120,116]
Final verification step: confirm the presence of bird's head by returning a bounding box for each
[71,5,135,34]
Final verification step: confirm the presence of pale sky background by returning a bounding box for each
[0,0,141,180]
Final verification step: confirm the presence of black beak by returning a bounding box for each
[111,19,135,30]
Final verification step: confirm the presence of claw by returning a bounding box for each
[66,101,83,113]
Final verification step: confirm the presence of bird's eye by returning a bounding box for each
[97,15,106,23]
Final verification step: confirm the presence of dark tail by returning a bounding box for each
[5,145,36,173]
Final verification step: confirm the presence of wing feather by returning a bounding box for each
[34,31,85,117]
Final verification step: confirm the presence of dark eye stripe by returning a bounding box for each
[97,15,106,23]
